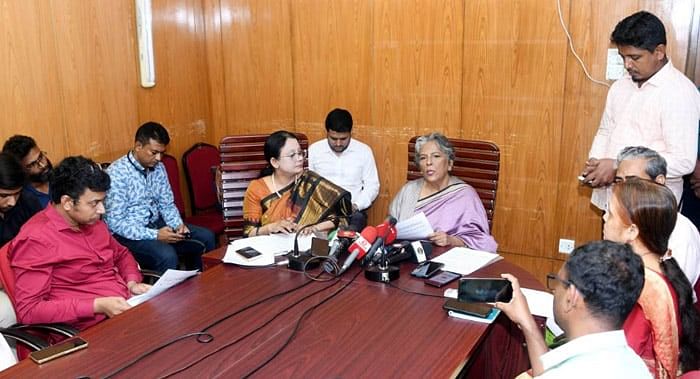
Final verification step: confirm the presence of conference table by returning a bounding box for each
[0,246,546,378]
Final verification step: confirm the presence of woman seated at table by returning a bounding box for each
[604,178,700,377]
[243,130,352,237]
[389,132,497,252]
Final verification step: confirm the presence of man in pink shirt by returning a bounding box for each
[581,11,700,210]
[10,156,150,330]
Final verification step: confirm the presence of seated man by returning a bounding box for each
[105,122,215,274]
[2,135,53,208]
[495,241,650,378]
[10,156,150,330]
[617,146,700,301]
[308,108,379,231]
[0,153,42,328]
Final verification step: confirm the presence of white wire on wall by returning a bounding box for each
[556,0,611,87]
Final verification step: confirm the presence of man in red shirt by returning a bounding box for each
[10,156,150,330]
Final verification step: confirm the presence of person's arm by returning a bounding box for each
[153,165,184,229]
[104,162,159,240]
[495,274,548,376]
[109,233,142,284]
[11,238,96,325]
[353,147,380,211]
[587,90,615,161]
[658,93,699,179]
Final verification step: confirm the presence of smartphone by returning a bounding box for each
[458,278,513,303]
[236,247,263,260]
[411,261,444,278]
[425,271,461,287]
[30,336,88,364]
[442,299,492,318]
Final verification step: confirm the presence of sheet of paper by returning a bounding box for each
[521,288,564,336]
[430,247,502,276]
[395,212,433,240]
[127,269,199,307]
[223,234,313,266]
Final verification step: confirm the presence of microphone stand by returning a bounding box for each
[364,241,400,282]
[286,216,337,271]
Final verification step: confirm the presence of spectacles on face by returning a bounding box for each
[26,151,48,169]
[546,273,574,291]
[281,150,307,160]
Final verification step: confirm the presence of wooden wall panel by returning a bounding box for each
[0,1,67,158]
[370,0,464,223]
[461,0,568,259]
[215,0,295,137]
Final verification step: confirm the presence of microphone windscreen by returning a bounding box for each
[348,226,377,259]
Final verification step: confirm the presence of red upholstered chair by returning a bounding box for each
[0,244,78,358]
[181,144,225,236]
[407,136,500,228]
[218,133,308,241]
[162,153,224,236]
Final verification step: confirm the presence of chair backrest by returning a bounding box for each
[0,244,16,308]
[407,136,500,228]
[182,143,220,214]
[161,153,186,216]
[694,277,700,315]
[219,133,308,240]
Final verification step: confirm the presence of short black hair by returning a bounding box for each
[50,156,110,203]
[0,153,26,190]
[565,240,644,328]
[2,135,38,161]
[611,11,666,52]
[325,108,353,133]
[135,121,170,145]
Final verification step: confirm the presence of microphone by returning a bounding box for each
[288,215,341,271]
[362,216,398,265]
[339,226,377,274]
[322,229,357,274]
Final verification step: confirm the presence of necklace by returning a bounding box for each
[271,173,282,198]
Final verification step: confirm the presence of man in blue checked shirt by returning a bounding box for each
[105,122,215,274]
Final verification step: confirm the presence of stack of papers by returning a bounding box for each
[223,234,313,266]
[430,247,502,275]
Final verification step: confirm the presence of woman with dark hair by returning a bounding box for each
[604,178,700,377]
[389,132,497,251]
[242,131,352,237]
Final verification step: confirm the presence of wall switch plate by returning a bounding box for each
[558,239,575,254]
[606,48,624,81]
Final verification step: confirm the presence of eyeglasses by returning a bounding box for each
[282,150,307,160]
[25,151,47,169]
[546,273,574,291]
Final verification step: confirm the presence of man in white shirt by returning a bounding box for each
[581,11,700,210]
[308,108,380,231]
[495,241,651,378]
[616,146,700,301]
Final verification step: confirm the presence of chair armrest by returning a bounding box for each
[140,269,161,285]
[0,327,49,351]
[11,323,79,338]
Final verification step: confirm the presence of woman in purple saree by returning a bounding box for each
[389,133,497,252]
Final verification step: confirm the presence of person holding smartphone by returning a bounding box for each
[494,241,650,378]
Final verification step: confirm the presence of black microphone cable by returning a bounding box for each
[241,269,363,379]
[157,276,343,378]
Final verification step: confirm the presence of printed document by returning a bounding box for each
[127,269,199,306]
[430,247,502,275]
[223,234,313,266]
[395,212,433,240]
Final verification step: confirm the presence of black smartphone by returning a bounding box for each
[425,271,461,287]
[458,278,513,303]
[236,246,263,260]
[411,261,444,278]
[30,336,88,364]
[182,231,192,239]
[442,299,492,318]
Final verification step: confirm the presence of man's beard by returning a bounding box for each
[29,160,53,183]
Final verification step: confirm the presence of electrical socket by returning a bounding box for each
[558,239,575,254]
[606,48,624,81]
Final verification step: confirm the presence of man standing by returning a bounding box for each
[308,108,379,231]
[105,122,215,274]
[2,135,53,208]
[10,156,150,330]
[581,11,700,210]
[495,241,650,378]
[616,146,700,301]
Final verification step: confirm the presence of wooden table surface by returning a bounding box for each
[0,246,544,378]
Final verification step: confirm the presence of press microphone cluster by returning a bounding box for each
[362,216,398,265]
[322,229,358,274]
[338,226,377,274]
